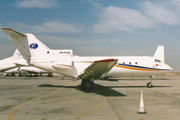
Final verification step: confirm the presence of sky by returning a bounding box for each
[0,0,180,71]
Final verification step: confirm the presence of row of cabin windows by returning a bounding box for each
[121,62,138,65]
[120,59,162,65]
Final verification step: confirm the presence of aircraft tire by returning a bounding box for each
[147,82,153,88]
[81,79,93,89]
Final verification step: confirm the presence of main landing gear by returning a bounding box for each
[147,76,153,88]
[81,79,94,89]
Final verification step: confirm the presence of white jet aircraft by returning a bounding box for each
[0,48,51,77]
[19,66,53,77]
[2,28,173,89]
[5,66,53,77]
[0,49,27,72]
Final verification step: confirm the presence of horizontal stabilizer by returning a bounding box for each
[2,28,26,38]
[71,59,118,83]
[2,28,50,61]
[2,28,30,59]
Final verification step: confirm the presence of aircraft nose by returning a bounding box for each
[166,64,173,71]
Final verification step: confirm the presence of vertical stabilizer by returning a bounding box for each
[12,49,23,59]
[24,33,50,58]
[153,46,164,63]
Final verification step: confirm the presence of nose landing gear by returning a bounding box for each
[147,82,153,88]
[147,76,153,88]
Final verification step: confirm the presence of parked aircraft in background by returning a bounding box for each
[2,28,173,89]
[5,66,53,77]
[0,49,27,73]
[19,66,53,77]
[0,49,53,77]
[4,68,19,77]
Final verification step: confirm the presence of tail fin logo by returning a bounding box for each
[16,53,21,56]
[30,43,38,49]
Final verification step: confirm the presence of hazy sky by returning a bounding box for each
[0,0,180,71]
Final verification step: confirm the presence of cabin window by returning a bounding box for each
[129,62,131,65]
[123,62,125,64]
[135,62,138,65]
[47,51,49,54]
[155,59,162,63]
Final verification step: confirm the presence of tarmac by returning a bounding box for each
[0,75,180,120]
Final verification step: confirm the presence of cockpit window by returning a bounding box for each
[155,59,162,63]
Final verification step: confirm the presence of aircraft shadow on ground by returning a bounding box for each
[38,84,126,97]
[38,84,172,97]
[108,78,170,81]
[76,84,127,97]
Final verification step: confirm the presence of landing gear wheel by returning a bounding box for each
[81,79,94,89]
[147,82,153,88]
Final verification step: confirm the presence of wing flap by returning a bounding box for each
[71,59,118,83]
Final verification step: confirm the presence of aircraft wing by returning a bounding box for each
[71,59,118,83]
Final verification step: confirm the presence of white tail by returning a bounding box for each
[12,49,23,59]
[153,46,164,63]
[2,28,50,60]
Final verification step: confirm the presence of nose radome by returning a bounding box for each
[165,64,173,71]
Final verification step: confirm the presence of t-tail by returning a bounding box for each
[2,28,50,64]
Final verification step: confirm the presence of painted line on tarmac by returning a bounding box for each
[74,97,114,120]
[7,83,71,120]
[8,101,32,120]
